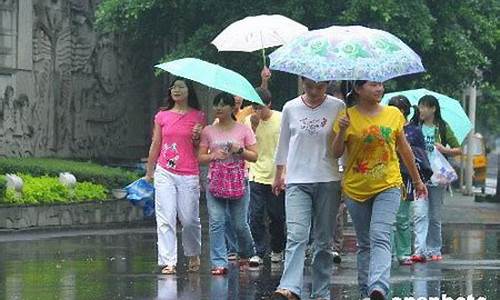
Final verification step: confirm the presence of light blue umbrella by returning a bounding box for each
[269,25,425,82]
[382,88,472,144]
[155,58,263,105]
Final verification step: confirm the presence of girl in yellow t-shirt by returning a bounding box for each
[332,81,427,300]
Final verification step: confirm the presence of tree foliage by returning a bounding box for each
[96,0,500,132]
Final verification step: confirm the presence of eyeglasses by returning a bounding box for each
[170,85,187,90]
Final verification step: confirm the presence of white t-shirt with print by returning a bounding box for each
[275,95,345,184]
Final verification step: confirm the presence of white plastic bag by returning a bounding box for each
[429,150,458,186]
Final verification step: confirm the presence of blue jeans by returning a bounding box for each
[225,208,239,255]
[249,181,286,257]
[412,185,444,257]
[278,181,341,299]
[346,188,401,298]
[206,181,255,268]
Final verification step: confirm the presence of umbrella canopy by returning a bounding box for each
[155,58,263,105]
[211,14,308,52]
[382,88,472,144]
[269,25,425,82]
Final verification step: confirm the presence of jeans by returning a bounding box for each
[333,199,347,253]
[278,181,341,299]
[154,166,201,266]
[391,199,412,260]
[225,208,239,255]
[413,185,445,257]
[346,188,401,298]
[206,181,255,268]
[249,181,286,257]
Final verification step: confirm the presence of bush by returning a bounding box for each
[1,174,109,206]
[0,158,140,188]
[73,182,108,201]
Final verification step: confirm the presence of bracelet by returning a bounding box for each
[236,147,244,155]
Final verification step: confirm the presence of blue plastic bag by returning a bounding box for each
[125,178,155,217]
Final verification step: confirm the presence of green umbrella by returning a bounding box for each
[155,58,263,105]
[382,88,472,144]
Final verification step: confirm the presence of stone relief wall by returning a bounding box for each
[0,0,153,159]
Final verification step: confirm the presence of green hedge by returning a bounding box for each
[2,174,108,205]
[0,158,140,188]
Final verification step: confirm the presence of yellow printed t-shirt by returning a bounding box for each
[244,111,282,185]
[333,106,405,201]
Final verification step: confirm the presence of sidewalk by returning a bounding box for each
[442,190,500,224]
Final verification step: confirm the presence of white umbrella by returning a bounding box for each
[211,14,308,65]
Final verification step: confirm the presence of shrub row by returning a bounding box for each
[0,158,140,188]
[1,174,108,205]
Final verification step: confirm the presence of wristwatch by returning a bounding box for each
[236,147,244,155]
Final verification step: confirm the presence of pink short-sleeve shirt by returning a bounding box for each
[200,123,256,176]
[154,109,206,175]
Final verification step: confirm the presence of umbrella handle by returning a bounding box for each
[261,48,267,67]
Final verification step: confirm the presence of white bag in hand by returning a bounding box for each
[429,150,457,186]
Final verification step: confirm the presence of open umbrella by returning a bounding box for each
[155,58,263,105]
[269,25,425,82]
[382,88,472,144]
[211,14,308,66]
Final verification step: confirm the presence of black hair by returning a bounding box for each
[388,95,412,118]
[416,95,448,145]
[213,92,237,121]
[346,80,367,107]
[162,77,200,111]
[254,87,272,106]
[326,81,340,97]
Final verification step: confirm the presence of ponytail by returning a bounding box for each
[410,105,421,126]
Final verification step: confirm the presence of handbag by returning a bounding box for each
[208,159,246,199]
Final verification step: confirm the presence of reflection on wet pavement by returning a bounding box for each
[0,224,498,299]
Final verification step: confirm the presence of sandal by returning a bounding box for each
[188,256,200,272]
[270,288,300,300]
[160,265,176,275]
[210,267,228,276]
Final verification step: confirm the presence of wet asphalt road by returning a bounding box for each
[0,222,499,300]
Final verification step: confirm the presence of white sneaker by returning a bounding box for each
[249,255,263,267]
[270,251,283,263]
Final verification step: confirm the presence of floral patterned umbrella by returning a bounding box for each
[269,25,425,82]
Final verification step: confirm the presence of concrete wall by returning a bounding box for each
[0,199,145,230]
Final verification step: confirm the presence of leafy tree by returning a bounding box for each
[96,0,500,117]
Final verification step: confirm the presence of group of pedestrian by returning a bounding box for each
[145,70,461,300]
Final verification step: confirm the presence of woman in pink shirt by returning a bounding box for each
[145,77,206,275]
[198,92,258,275]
